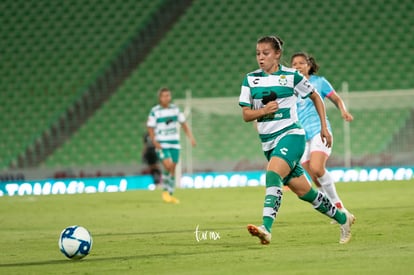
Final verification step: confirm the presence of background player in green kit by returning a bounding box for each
[147,87,196,204]
[239,35,354,245]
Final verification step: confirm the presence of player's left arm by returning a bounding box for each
[181,122,197,147]
[327,92,354,122]
[309,91,332,148]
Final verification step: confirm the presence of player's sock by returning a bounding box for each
[169,175,176,195]
[162,172,173,194]
[262,171,283,233]
[299,188,346,225]
[318,171,345,210]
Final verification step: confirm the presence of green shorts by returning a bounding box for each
[157,148,180,163]
[264,133,306,185]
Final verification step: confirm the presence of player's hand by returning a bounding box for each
[153,141,162,150]
[320,128,332,148]
[262,101,279,115]
[342,111,354,122]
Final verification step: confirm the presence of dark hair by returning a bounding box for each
[257,35,284,52]
[291,52,320,75]
[157,87,171,97]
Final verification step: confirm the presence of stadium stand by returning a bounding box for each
[327,108,412,156]
[0,0,175,169]
[1,0,413,171]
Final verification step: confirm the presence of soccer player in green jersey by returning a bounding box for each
[239,35,354,244]
[147,87,196,204]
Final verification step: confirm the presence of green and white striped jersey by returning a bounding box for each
[239,65,314,152]
[147,103,186,149]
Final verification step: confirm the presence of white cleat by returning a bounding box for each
[339,212,355,244]
[247,224,271,245]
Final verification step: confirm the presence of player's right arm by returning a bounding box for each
[239,75,278,122]
[241,103,278,122]
[147,127,162,150]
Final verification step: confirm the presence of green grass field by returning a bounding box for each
[1,180,413,274]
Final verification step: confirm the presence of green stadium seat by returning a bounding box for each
[3,0,413,169]
[0,0,163,168]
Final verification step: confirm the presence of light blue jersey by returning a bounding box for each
[297,75,334,141]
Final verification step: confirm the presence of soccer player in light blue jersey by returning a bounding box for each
[147,87,196,204]
[239,35,354,245]
[291,52,354,215]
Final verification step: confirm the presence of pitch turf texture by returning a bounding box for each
[1,180,413,274]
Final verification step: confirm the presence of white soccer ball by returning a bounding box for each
[58,225,93,260]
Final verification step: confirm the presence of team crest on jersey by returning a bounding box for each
[279,75,287,86]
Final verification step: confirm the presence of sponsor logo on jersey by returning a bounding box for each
[279,75,287,86]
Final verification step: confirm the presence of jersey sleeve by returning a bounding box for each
[147,110,156,128]
[294,72,315,98]
[320,77,335,97]
[178,111,186,123]
[239,76,252,108]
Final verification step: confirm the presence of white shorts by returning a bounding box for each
[300,134,332,164]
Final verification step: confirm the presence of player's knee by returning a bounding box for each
[308,163,325,178]
[163,162,176,173]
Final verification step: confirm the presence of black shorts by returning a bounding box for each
[143,149,158,165]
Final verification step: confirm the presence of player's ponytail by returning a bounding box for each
[307,56,319,75]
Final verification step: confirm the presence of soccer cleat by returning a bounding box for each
[162,191,180,204]
[339,212,355,244]
[162,191,172,203]
[169,195,180,204]
[247,224,271,245]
